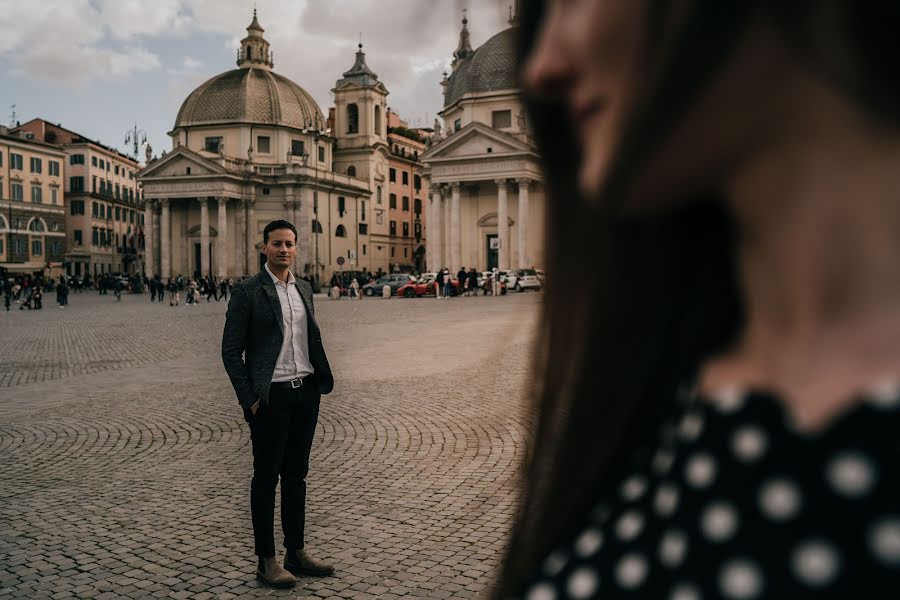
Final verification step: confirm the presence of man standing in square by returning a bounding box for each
[222,220,335,588]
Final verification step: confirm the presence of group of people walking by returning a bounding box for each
[147,274,237,306]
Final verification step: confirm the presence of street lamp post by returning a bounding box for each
[302,118,326,292]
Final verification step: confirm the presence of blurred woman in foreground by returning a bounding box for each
[497,1,900,598]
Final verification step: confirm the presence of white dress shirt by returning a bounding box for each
[265,263,315,382]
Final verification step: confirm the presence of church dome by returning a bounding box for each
[173,10,324,131]
[174,68,324,130]
[444,27,517,108]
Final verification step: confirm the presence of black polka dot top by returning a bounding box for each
[521,382,900,599]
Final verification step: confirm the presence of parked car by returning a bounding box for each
[362,273,414,296]
[505,268,542,291]
[397,277,460,297]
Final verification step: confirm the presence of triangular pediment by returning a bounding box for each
[331,80,389,95]
[422,121,533,161]
[138,146,229,179]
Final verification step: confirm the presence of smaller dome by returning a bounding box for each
[444,27,517,108]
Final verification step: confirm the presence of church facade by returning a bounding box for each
[422,9,545,273]
[137,12,394,284]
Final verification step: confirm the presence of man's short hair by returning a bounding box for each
[263,220,298,244]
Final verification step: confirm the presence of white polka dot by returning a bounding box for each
[659,530,688,568]
[731,426,768,462]
[826,451,877,498]
[615,510,645,542]
[615,553,648,589]
[791,539,840,587]
[685,452,717,489]
[712,386,745,413]
[670,582,702,600]
[718,559,764,599]
[566,567,599,599]
[867,379,900,408]
[542,551,568,577]
[654,483,680,517]
[868,517,900,566]
[574,528,604,558]
[620,476,648,501]
[525,582,557,600]
[758,478,802,521]
[701,501,739,542]
[678,411,704,441]
[653,449,676,475]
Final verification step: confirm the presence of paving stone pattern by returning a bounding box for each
[0,291,539,599]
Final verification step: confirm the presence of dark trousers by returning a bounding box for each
[250,383,321,557]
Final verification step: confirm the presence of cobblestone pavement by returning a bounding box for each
[0,290,540,599]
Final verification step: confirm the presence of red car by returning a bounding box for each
[397,277,506,298]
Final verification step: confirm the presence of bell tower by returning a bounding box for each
[332,42,389,150]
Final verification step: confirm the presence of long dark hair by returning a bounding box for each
[496,0,900,596]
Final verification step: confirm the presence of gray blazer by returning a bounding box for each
[221,271,334,415]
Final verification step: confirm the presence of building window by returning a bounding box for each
[92,228,99,246]
[347,165,356,177]
[115,207,121,220]
[115,184,121,199]
[362,244,367,255]
[374,105,382,135]
[414,175,421,190]
[361,200,366,220]
[391,246,395,257]
[454,118,462,131]
[30,157,42,173]
[318,145,325,163]
[376,186,382,204]
[335,224,347,237]
[389,220,397,236]
[32,240,43,256]
[11,183,23,201]
[404,247,408,258]
[11,153,23,170]
[389,168,396,183]
[28,219,45,232]
[402,197,409,211]
[389,194,397,209]
[0,239,3,254]
[290,139,304,157]
[492,109,513,129]
[51,189,58,205]
[31,186,42,203]
[205,137,223,153]
[347,103,359,134]
[74,230,83,245]
[70,176,84,192]
[402,171,409,186]
[100,204,105,218]
[106,161,110,171]
[311,219,323,234]
[257,136,271,154]
[358,223,368,235]
[115,165,120,175]
[402,222,409,238]
[0,151,3,167]
[338,197,346,217]
[99,159,104,169]
[70,154,85,165]
[71,200,85,215]
[49,161,60,176]
[92,202,98,217]
[262,187,270,195]
[92,156,98,167]
[414,198,422,214]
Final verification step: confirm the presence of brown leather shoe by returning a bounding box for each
[256,556,297,588]
[284,548,335,577]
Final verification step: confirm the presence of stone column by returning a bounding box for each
[217,196,228,279]
[160,198,171,279]
[442,186,451,269]
[234,199,245,277]
[429,184,443,269]
[199,197,210,277]
[450,182,461,270]
[246,199,256,274]
[496,179,509,270]
[144,200,154,277]
[516,178,530,269]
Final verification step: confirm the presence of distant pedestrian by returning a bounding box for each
[467,268,478,297]
[167,278,179,306]
[442,268,453,298]
[219,278,228,301]
[457,268,468,296]
[491,267,500,297]
[350,278,360,299]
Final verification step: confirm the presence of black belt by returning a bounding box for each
[270,376,311,390]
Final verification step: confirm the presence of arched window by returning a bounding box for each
[374,105,382,135]
[28,218,47,232]
[247,47,252,60]
[414,199,422,214]
[312,220,323,234]
[347,104,359,134]
[347,166,357,177]
[335,224,347,238]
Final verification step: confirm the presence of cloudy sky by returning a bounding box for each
[0,0,511,162]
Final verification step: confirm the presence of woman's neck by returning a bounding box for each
[706,81,900,429]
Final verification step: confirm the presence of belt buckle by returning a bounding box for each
[290,378,303,389]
